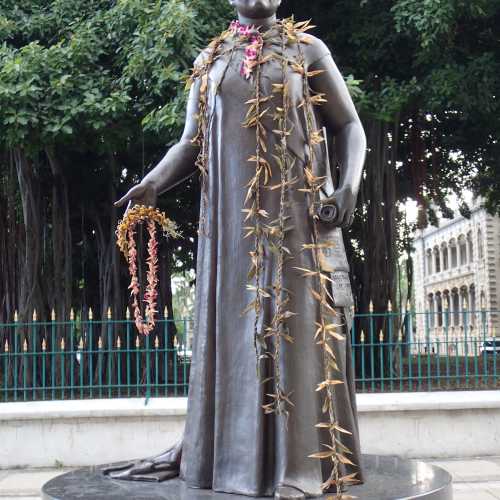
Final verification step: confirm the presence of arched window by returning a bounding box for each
[458,235,467,266]
[478,228,484,260]
[449,239,458,268]
[428,293,435,328]
[426,249,433,275]
[480,291,486,310]
[469,285,476,324]
[434,246,441,273]
[460,286,469,324]
[467,231,474,263]
[436,292,443,327]
[452,288,460,326]
[443,291,451,325]
[441,242,449,270]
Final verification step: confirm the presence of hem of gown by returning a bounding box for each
[184,481,267,498]
[184,479,325,499]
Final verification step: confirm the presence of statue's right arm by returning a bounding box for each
[114,76,202,208]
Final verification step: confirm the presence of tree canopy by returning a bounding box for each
[0,0,498,329]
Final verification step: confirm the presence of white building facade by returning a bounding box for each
[413,201,500,354]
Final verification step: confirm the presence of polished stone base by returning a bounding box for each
[42,454,453,500]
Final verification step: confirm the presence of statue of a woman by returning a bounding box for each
[106,1,366,499]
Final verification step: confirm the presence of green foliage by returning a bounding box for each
[0,0,232,151]
[392,0,492,49]
[281,0,500,215]
[0,0,232,320]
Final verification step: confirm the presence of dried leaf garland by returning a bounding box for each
[189,34,227,236]
[296,36,359,496]
[260,26,296,421]
[116,205,179,335]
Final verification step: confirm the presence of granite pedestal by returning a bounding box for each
[42,455,453,499]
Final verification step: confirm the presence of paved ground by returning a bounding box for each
[2,457,500,499]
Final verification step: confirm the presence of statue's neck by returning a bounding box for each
[237,13,277,30]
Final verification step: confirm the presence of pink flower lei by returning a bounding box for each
[116,205,179,336]
[229,20,264,79]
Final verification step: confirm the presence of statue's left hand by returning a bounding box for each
[322,185,357,228]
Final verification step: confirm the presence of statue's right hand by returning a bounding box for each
[114,180,158,211]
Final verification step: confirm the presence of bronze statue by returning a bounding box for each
[105,1,366,499]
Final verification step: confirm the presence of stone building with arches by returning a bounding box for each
[413,199,500,354]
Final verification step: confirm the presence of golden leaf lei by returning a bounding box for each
[116,205,179,335]
[187,18,358,497]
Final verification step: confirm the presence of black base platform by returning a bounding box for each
[42,454,453,500]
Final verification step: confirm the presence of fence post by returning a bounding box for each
[107,307,113,398]
[444,301,450,387]
[14,311,18,402]
[126,307,131,398]
[3,337,9,402]
[379,330,384,392]
[464,300,469,387]
[388,300,394,392]
[32,311,38,401]
[481,304,488,384]
[369,301,375,392]
[70,308,75,400]
[360,330,366,392]
[89,307,94,399]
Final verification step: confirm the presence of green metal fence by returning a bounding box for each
[0,309,192,402]
[352,307,499,393]
[0,308,499,402]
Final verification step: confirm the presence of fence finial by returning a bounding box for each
[360,331,365,343]
[23,339,28,352]
[155,336,160,349]
[89,307,93,320]
[164,305,169,318]
[379,330,384,342]
[4,340,9,353]
[387,300,393,312]
[369,300,374,313]
[14,310,18,322]
[42,338,46,351]
[98,336,103,349]
[107,307,112,320]
[60,338,65,351]
[51,308,56,321]
[70,308,75,321]
[126,307,130,319]
[398,330,403,342]
[117,336,122,349]
[463,299,468,310]
[136,335,140,348]
[406,299,411,311]
[32,309,37,322]
[79,337,84,350]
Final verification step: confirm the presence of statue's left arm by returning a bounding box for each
[305,39,367,228]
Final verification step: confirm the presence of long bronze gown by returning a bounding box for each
[179,25,363,497]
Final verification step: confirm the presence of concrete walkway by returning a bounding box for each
[2,457,500,499]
